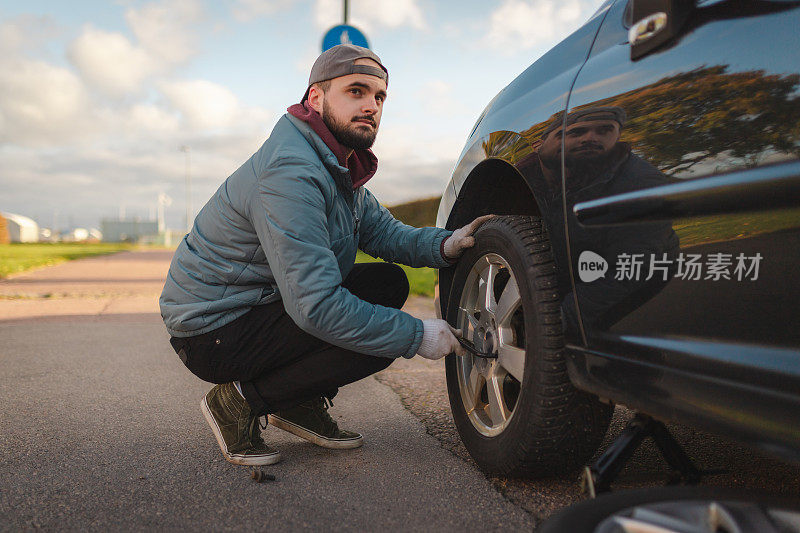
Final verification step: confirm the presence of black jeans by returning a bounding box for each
[170,262,409,415]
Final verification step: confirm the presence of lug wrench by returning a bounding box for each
[457,337,498,359]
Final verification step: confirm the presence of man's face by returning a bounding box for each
[308,58,387,150]
[538,126,562,170]
[563,119,620,164]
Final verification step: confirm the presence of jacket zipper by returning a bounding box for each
[341,179,359,237]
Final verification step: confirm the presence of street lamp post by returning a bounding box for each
[157,192,173,247]
[179,145,192,234]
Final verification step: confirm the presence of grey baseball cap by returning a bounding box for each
[302,44,388,102]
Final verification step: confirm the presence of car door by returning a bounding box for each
[560,0,800,456]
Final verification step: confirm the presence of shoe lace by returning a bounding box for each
[317,396,339,434]
[249,414,267,446]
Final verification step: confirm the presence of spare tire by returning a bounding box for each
[445,215,611,477]
[538,487,800,533]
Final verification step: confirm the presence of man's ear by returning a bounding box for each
[307,85,323,114]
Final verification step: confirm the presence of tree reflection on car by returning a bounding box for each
[519,106,679,336]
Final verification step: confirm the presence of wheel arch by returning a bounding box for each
[438,157,545,319]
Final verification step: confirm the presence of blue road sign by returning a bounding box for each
[322,24,369,51]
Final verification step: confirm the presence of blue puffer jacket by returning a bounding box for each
[160,113,452,359]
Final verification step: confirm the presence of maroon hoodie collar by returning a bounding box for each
[287,102,378,190]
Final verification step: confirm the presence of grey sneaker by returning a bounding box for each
[201,383,281,466]
[268,397,363,449]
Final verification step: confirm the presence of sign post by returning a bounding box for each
[321,0,369,51]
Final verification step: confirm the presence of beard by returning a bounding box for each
[565,145,613,176]
[538,150,561,171]
[322,99,378,150]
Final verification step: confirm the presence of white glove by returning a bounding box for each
[443,214,495,260]
[417,319,467,360]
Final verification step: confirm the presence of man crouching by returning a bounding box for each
[160,44,489,466]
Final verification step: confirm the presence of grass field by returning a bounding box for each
[356,251,436,297]
[0,243,133,278]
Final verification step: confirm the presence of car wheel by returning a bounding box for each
[445,215,612,477]
[537,487,800,533]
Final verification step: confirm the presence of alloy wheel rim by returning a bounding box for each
[456,252,527,437]
[595,500,800,533]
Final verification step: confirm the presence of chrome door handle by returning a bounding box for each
[629,12,668,45]
[573,161,800,226]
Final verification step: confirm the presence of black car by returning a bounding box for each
[435,0,800,497]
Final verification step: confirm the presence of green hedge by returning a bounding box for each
[387,196,441,228]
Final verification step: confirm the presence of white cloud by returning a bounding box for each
[362,0,425,30]
[0,0,483,230]
[0,1,270,231]
[1,126,273,229]
[67,0,206,97]
[0,15,59,54]
[0,57,93,146]
[232,0,298,21]
[123,104,181,134]
[159,79,272,130]
[422,80,452,97]
[416,80,470,117]
[314,0,426,32]
[368,123,462,204]
[0,19,27,52]
[125,0,203,66]
[373,123,462,166]
[484,0,598,51]
[369,158,453,205]
[313,0,342,30]
[1,36,182,147]
[68,26,155,97]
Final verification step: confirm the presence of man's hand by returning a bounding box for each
[443,214,495,260]
[417,319,466,360]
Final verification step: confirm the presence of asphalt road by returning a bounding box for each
[0,251,532,531]
[1,250,799,530]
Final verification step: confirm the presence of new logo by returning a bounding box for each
[578,251,608,283]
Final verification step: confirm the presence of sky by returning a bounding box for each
[0,0,605,231]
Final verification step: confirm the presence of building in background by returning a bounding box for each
[101,217,159,243]
[0,212,39,243]
[0,214,8,244]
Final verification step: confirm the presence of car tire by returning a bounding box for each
[537,486,800,532]
[445,215,611,477]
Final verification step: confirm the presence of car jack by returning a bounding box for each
[580,413,703,497]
